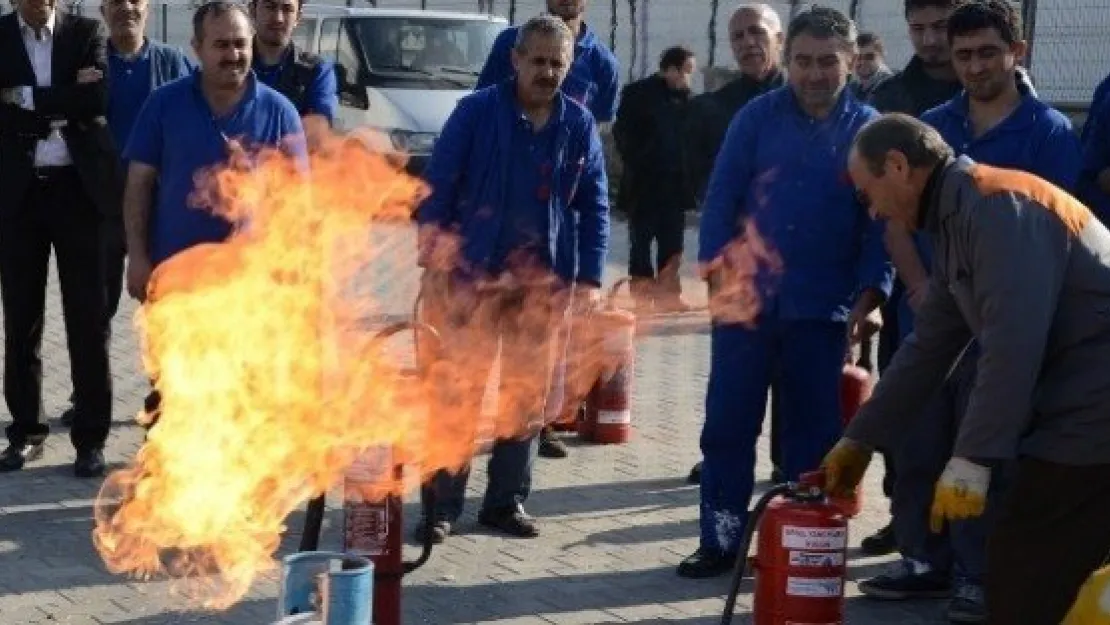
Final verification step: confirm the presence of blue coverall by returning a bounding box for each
[892,87,1082,587]
[696,87,893,554]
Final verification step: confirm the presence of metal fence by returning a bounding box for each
[11,0,1110,111]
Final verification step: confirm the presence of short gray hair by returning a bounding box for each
[785,5,856,56]
[733,3,783,35]
[854,113,954,176]
[514,14,575,53]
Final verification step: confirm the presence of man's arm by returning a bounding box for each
[31,19,109,119]
[610,83,643,169]
[593,56,620,124]
[123,162,158,262]
[416,98,476,269]
[1035,117,1083,192]
[474,28,514,90]
[571,119,611,286]
[697,101,759,269]
[845,267,973,451]
[856,210,894,302]
[953,193,1071,460]
[305,61,339,126]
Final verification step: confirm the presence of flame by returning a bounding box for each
[706,217,782,326]
[90,130,537,608]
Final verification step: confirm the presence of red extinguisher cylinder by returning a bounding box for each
[343,452,404,625]
[580,309,636,444]
[833,364,873,518]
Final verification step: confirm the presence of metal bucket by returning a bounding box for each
[278,551,374,625]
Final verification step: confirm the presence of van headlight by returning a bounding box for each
[386,130,438,154]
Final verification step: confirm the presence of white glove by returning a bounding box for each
[929,457,990,533]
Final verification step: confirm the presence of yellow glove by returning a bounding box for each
[1063,564,1110,625]
[821,437,873,499]
[929,457,989,533]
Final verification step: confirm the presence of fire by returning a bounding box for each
[706,217,782,326]
[90,130,481,608]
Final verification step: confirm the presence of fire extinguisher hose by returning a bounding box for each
[720,483,794,625]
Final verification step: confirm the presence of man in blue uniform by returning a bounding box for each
[859,3,1081,621]
[122,1,304,302]
[249,0,337,136]
[476,0,619,124]
[58,0,194,428]
[677,6,892,579]
[1078,72,1110,224]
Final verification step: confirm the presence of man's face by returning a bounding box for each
[193,9,253,89]
[787,34,853,112]
[952,28,1025,102]
[511,34,571,107]
[17,0,55,27]
[907,5,953,67]
[662,57,696,91]
[101,0,148,42]
[848,147,919,228]
[546,0,585,20]
[855,44,882,79]
[729,9,782,77]
[252,0,299,49]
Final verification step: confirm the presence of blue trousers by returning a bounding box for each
[891,345,1013,586]
[699,318,847,554]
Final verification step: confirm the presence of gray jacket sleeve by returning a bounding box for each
[845,269,973,451]
[953,193,1070,460]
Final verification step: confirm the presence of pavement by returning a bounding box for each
[0,218,946,624]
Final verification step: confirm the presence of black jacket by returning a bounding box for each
[866,56,962,116]
[0,12,120,216]
[682,68,784,202]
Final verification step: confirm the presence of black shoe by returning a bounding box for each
[858,560,952,600]
[59,406,76,428]
[414,518,451,545]
[478,504,539,538]
[687,461,702,485]
[860,522,897,556]
[74,448,106,478]
[0,442,45,472]
[676,547,736,579]
[947,583,987,623]
[538,427,568,459]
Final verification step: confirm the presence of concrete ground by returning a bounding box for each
[0,219,945,624]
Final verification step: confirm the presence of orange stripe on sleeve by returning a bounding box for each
[969,164,1091,236]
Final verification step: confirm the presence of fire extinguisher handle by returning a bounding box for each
[720,483,794,625]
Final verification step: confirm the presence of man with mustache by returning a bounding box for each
[682,2,786,489]
[56,0,195,430]
[0,0,117,477]
[679,6,892,579]
[249,0,337,139]
[121,2,303,304]
[856,4,1081,621]
[415,15,609,544]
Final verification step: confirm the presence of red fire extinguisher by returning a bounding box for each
[722,470,849,625]
[299,320,440,625]
[578,279,637,444]
[833,363,873,519]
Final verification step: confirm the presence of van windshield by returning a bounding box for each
[351,17,503,89]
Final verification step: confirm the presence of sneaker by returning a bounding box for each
[858,559,952,600]
[947,583,987,623]
[478,504,539,538]
[676,547,736,579]
[687,461,702,484]
[860,523,897,556]
[413,518,451,545]
[538,427,568,459]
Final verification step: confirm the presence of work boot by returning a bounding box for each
[478,504,539,538]
[655,260,691,313]
[414,518,452,545]
[538,426,568,458]
[686,461,702,484]
[858,559,952,600]
[947,582,987,623]
[74,448,106,479]
[860,522,897,556]
[676,547,735,579]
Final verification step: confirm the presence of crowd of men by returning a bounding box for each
[2,0,1110,622]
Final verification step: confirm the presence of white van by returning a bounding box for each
[295,5,508,173]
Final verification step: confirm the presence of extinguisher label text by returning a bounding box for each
[788,550,845,568]
[597,409,631,424]
[786,576,843,598]
[782,526,847,550]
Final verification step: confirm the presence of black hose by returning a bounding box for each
[299,494,326,552]
[720,483,794,625]
[403,489,436,574]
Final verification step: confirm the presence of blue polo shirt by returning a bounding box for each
[107,42,154,157]
[492,98,561,270]
[898,90,1082,338]
[124,73,306,266]
[698,86,893,322]
[476,22,620,123]
[253,46,339,123]
[1079,73,1110,223]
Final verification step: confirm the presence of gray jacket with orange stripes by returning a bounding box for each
[847,155,1110,465]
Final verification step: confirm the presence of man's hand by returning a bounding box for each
[126,255,153,302]
[76,67,104,84]
[929,457,990,533]
[847,288,885,345]
[821,437,874,499]
[1062,564,1110,625]
[571,283,602,315]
